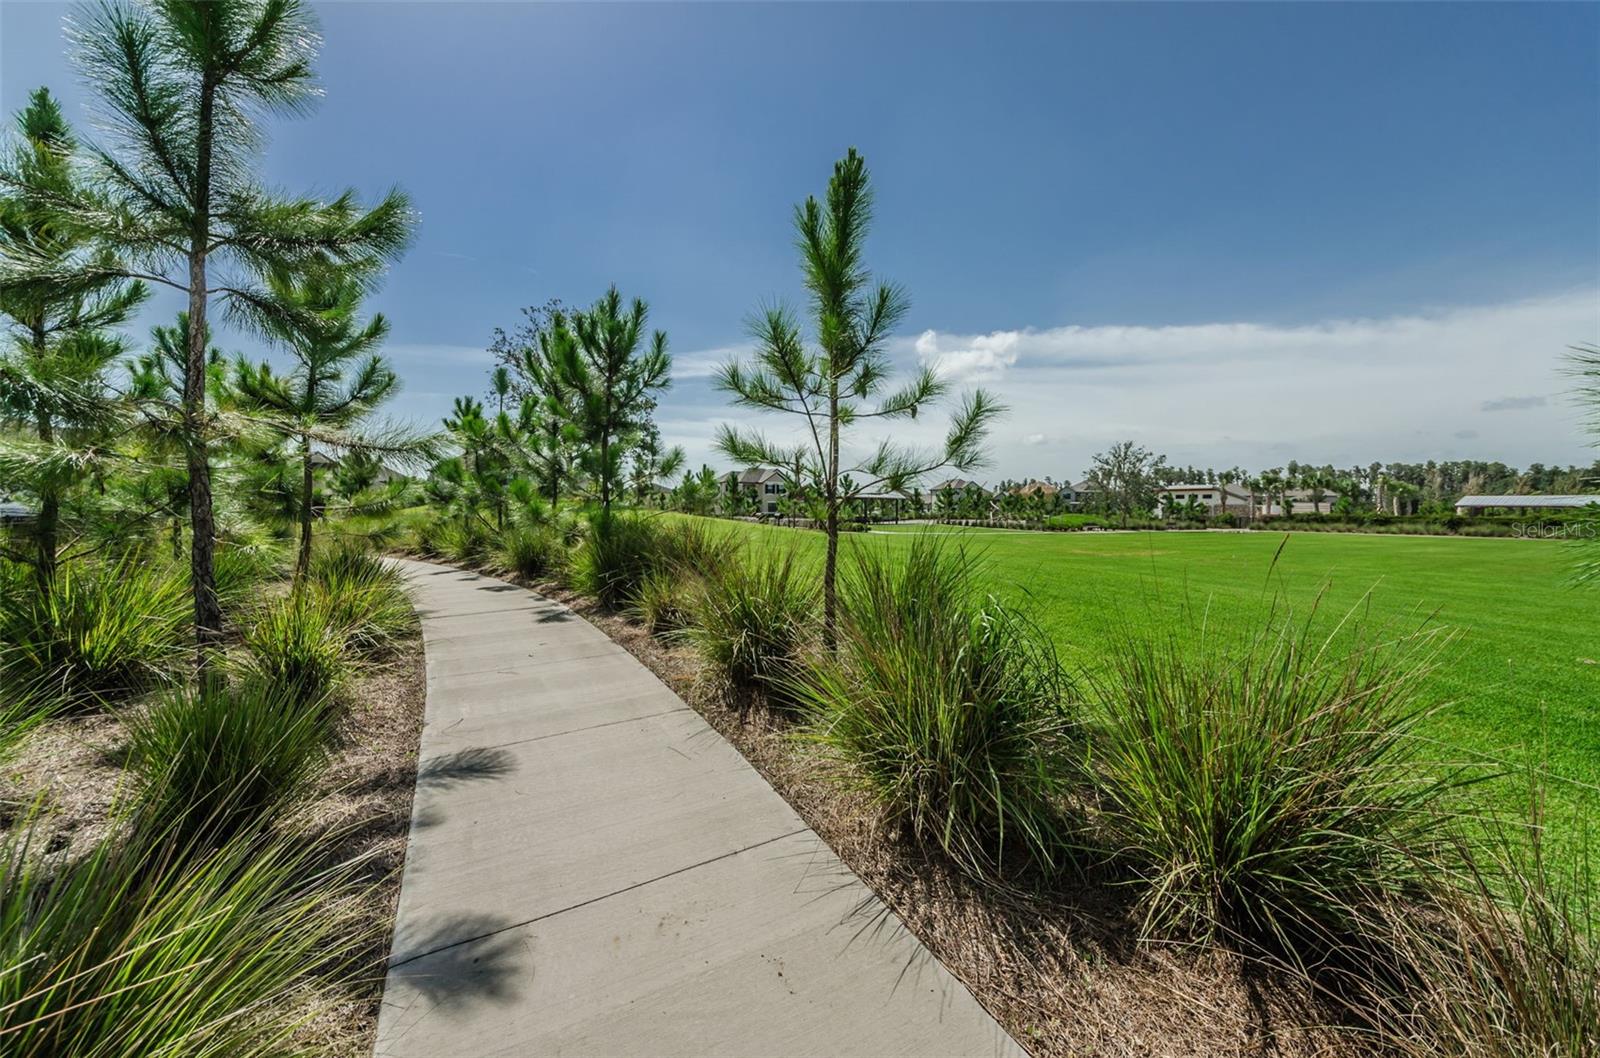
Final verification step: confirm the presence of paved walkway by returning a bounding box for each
[376,559,1025,1058]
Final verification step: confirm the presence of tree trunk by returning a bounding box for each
[186,80,223,677]
[822,380,840,651]
[34,408,58,597]
[297,430,314,579]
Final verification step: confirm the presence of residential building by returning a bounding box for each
[1256,488,1336,517]
[1011,480,1060,499]
[721,467,789,515]
[1061,479,1099,509]
[1157,483,1253,517]
[929,478,990,497]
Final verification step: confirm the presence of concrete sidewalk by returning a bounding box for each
[376,559,1025,1058]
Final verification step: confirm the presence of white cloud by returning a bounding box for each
[666,290,1599,483]
[672,344,748,379]
[914,328,1021,381]
[898,290,1600,479]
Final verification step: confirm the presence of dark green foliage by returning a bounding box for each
[305,542,413,657]
[1088,607,1466,952]
[128,678,336,846]
[240,588,350,703]
[796,536,1078,878]
[0,555,188,711]
[574,511,665,609]
[495,524,566,582]
[632,569,699,634]
[0,816,368,1058]
[688,549,816,703]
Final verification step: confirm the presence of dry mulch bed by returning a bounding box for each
[0,637,427,1058]
[533,579,1356,1058]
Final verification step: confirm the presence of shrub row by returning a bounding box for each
[554,519,1595,1056]
[0,537,417,1053]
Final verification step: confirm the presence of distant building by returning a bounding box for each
[1454,494,1600,515]
[1258,488,1336,517]
[929,478,990,497]
[1011,480,1060,499]
[1157,483,1253,517]
[1061,479,1099,509]
[721,467,789,515]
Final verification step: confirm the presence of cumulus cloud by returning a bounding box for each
[663,290,1599,482]
[890,290,1599,478]
[914,329,1021,381]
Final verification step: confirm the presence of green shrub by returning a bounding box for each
[655,517,741,573]
[306,543,414,657]
[436,517,491,564]
[688,548,815,703]
[0,817,368,1058]
[495,524,566,582]
[0,556,189,712]
[574,512,665,608]
[128,678,337,846]
[1354,819,1599,1057]
[632,568,699,635]
[797,537,1078,878]
[241,589,350,702]
[1089,608,1464,951]
[212,541,288,610]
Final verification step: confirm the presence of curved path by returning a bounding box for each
[376,559,1025,1058]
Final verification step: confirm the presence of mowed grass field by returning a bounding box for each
[695,517,1599,862]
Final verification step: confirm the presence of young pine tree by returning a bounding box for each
[715,149,1002,645]
[2,0,414,671]
[0,87,147,595]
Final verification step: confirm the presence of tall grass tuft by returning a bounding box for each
[213,541,288,611]
[0,556,189,712]
[0,817,369,1058]
[1088,604,1465,954]
[632,568,700,635]
[127,678,338,846]
[240,589,351,703]
[688,548,816,704]
[1351,813,1599,1056]
[494,524,567,582]
[305,543,414,658]
[797,536,1079,879]
[574,512,665,609]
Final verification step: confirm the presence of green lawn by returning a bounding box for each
[698,518,1599,861]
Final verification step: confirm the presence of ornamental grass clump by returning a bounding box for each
[128,677,338,848]
[240,588,351,703]
[0,817,369,1058]
[494,524,566,582]
[687,548,816,704]
[0,555,188,713]
[798,536,1080,880]
[306,542,414,658]
[1088,604,1466,957]
[574,511,664,609]
[1350,814,1599,1057]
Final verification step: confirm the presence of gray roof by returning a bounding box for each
[1454,494,1600,510]
[724,467,787,487]
[930,478,989,494]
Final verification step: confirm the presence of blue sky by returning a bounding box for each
[4,1,1598,481]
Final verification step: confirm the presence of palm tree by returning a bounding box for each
[233,269,426,578]
[3,0,413,671]
[715,149,1001,645]
[0,87,148,594]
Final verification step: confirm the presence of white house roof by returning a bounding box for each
[1454,494,1600,510]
